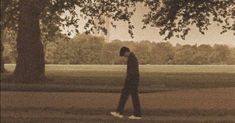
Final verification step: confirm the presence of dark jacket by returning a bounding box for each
[125,52,140,87]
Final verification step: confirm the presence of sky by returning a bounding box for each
[62,4,235,47]
[109,17,235,47]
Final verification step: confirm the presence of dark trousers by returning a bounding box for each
[116,86,141,116]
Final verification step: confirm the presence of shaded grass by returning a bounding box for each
[3,107,235,117]
[3,117,235,123]
[2,107,235,123]
[2,65,235,123]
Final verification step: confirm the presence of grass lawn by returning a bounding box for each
[1,64,235,92]
[2,88,235,123]
[1,65,235,123]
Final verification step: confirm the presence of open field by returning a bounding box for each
[1,65,235,122]
[1,64,235,92]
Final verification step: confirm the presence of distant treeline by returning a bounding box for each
[3,34,235,65]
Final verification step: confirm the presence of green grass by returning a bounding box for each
[2,65,235,123]
[2,107,235,123]
[3,118,235,123]
[1,64,235,92]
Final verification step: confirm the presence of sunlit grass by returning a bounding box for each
[2,64,235,92]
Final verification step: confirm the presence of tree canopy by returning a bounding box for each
[1,0,137,38]
[143,0,235,39]
[2,0,234,39]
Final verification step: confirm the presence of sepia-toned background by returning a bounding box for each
[1,0,235,123]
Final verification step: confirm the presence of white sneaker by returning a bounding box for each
[110,111,124,118]
[128,115,142,120]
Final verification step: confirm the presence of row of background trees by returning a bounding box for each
[3,33,235,65]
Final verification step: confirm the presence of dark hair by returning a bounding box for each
[119,47,130,56]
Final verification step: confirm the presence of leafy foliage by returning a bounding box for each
[1,0,234,40]
[1,0,137,39]
[143,0,235,39]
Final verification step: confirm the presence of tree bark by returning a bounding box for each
[1,0,6,73]
[14,0,45,82]
[1,37,6,73]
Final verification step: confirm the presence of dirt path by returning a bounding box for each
[1,87,235,123]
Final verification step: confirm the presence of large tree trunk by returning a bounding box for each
[1,0,12,73]
[14,0,45,82]
[1,37,6,73]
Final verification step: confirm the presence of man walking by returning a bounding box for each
[111,47,142,120]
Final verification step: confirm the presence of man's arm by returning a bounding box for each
[126,56,139,84]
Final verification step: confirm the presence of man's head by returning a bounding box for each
[120,46,130,57]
